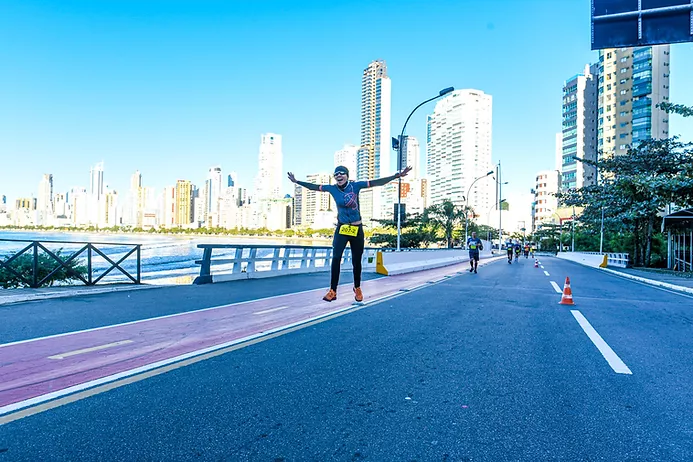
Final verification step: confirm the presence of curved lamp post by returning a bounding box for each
[464,170,494,248]
[486,199,506,248]
[396,86,455,251]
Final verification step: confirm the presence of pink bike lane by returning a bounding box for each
[0,262,478,415]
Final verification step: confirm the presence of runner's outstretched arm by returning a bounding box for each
[287,172,323,191]
[366,166,413,187]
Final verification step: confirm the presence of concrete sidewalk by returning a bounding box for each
[0,283,164,306]
[601,267,693,295]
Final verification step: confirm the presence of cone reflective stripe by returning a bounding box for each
[559,277,574,305]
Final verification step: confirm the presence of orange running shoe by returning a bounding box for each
[323,289,337,302]
[353,287,364,302]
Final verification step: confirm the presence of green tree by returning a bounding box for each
[559,137,693,266]
[424,200,467,248]
[370,213,436,248]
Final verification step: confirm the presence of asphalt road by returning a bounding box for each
[2,257,693,461]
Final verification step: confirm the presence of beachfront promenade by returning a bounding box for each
[2,257,693,461]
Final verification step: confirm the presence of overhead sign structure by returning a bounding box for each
[591,0,693,49]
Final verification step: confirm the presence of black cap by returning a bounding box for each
[334,166,349,176]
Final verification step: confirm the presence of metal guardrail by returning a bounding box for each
[194,244,380,284]
[0,239,141,288]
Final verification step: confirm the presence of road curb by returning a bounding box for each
[599,267,693,295]
[0,284,164,306]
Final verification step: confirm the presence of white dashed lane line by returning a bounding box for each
[571,310,632,375]
[544,270,550,276]
[550,281,562,293]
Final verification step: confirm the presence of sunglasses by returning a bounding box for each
[334,172,347,177]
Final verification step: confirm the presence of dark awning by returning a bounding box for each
[662,208,693,232]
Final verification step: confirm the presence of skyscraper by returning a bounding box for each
[427,89,493,221]
[204,166,223,227]
[292,183,303,227]
[88,162,105,225]
[302,173,334,228]
[358,60,391,223]
[174,180,193,226]
[561,64,599,190]
[399,136,420,179]
[36,174,53,225]
[334,144,358,177]
[358,60,391,181]
[533,170,560,230]
[255,133,283,200]
[597,46,670,160]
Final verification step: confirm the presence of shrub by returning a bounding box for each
[0,249,89,288]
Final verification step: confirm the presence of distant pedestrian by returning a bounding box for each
[467,231,483,273]
[288,165,412,302]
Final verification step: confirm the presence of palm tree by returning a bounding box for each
[424,200,467,248]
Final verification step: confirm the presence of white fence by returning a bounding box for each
[558,251,630,268]
[193,244,379,284]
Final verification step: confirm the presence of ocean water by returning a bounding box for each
[0,231,333,285]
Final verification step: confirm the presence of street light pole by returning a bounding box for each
[396,86,455,251]
[571,205,575,252]
[464,170,494,248]
[498,161,503,247]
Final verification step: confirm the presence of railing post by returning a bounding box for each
[193,247,213,284]
[87,244,93,285]
[282,248,292,270]
[233,247,243,273]
[136,245,141,284]
[271,247,281,271]
[248,248,257,273]
[32,242,38,288]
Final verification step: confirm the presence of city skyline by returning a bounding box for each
[1,1,693,208]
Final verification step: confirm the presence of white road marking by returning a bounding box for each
[544,270,550,276]
[253,306,289,315]
[571,310,632,375]
[550,281,563,293]
[540,265,545,269]
[48,340,134,360]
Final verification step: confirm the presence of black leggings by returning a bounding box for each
[330,224,365,290]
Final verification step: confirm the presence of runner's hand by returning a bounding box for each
[287,172,297,183]
[397,166,413,178]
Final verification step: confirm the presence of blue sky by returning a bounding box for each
[1,0,692,205]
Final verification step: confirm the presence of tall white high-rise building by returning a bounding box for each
[358,60,391,224]
[204,166,223,227]
[533,170,560,230]
[255,133,283,200]
[334,144,358,177]
[301,173,335,228]
[69,187,88,226]
[124,170,144,227]
[399,136,420,179]
[427,89,493,222]
[561,63,599,190]
[36,174,53,225]
[88,162,105,225]
[358,60,391,180]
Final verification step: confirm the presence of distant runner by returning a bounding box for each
[467,232,483,274]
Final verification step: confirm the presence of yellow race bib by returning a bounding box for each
[339,224,359,236]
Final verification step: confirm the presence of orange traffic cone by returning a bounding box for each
[534,259,539,268]
[559,277,575,305]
